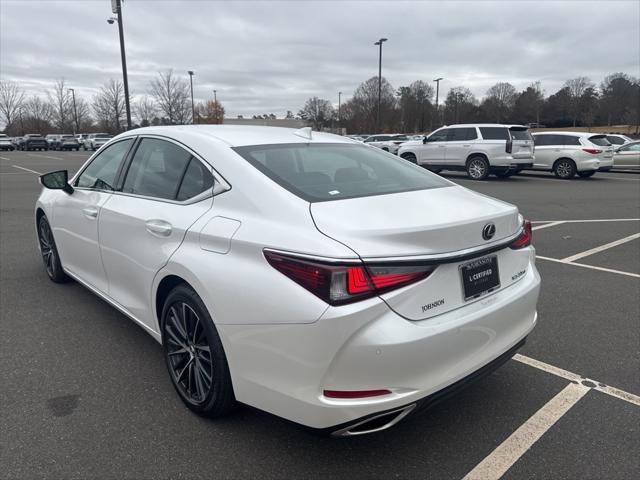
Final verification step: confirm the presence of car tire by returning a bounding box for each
[83,145,87,151]
[466,156,490,180]
[494,170,513,178]
[37,215,71,283]
[401,152,417,164]
[161,284,237,418]
[553,159,576,179]
[577,170,596,178]
[426,167,442,174]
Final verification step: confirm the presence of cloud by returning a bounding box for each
[1,0,638,117]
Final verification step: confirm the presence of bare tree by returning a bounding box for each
[298,97,334,130]
[93,79,126,133]
[564,76,594,127]
[74,97,93,131]
[483,82,517,123]
[0,80,25,130]
[149,69,191,124]
[134,95,157,126]
[199,99,224,124]
[22,95,53,133]
[47,78,72,132]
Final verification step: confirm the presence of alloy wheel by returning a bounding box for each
[556,161,573,178]
[468,159,487,179]
[38,218,55,277]
[164,302,214,404]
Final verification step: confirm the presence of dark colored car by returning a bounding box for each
[20,134,48,151]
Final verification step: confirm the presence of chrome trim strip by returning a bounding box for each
[263,247,361,264]
[360,226,524,264]
[331,404,417,437]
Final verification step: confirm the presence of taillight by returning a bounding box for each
[506,138,513,154]
[264,250,435,305]
[510,220,532,249]
[582,148,602,155]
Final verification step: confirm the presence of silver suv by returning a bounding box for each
[398,124,534,180]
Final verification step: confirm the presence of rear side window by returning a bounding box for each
[234,143,449,202]
[450,128,477,141]
[606,136,625,145]
[176,158,214,201]
[122,138,193,200]
[589,136,611,147]
[76,139,133,190]
[479,127,509,140]
[509,128,532,141]
[562,136,582,146]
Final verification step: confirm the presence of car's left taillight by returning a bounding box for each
[510,220,532,249]
[264,250,435,306]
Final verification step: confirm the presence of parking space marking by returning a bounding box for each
[0,156,10,161]
[532,221,566,231]
[11,165,42,175]
[536,255,640,278]
[463,382,591,480]
[531,218,640,224]
[560,233,640,263]
[27,153,64,160]
[514,354,640,407]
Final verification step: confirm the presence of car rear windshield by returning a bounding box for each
[588,135,611,147]
[233,143,449,202]
[509,128,533,141]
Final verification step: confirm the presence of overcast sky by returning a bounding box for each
[1,0,639,117]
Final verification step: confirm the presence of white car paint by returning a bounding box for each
[35,125,540,434]
[612,140,640,170]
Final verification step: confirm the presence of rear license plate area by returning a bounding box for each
[460,255,500,301]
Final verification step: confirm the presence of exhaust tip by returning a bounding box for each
[331,403,417,437]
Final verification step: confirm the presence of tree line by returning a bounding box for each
[0,69,224,136]
[298,72,640,134]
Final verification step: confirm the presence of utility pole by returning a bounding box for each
[374,38,387,132]
[108,0,131,130]
[188,71,195,124]
[213,90,218,124]
[433,77,443,128]
[68,88,79,134]
[338,91,342,132]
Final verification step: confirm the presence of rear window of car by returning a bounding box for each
[589,135,611,147]
[479,127,509,140]
[233,143,449,202]
[606,136,625,145]
[509,128,532,141]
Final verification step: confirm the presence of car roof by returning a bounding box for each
[115,125,355,147]
[439,123,528,129]
[532,131,605,137]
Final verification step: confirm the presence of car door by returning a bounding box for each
[614,142,640,169]
[98,137,215,331]
[52,138,135,292]
[532,134,560,169]
[443,127,476,167]
[418,128,450,164]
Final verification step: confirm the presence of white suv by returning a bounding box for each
[364,134,411,155]
[397,124,534,180]
[530,132,614,179]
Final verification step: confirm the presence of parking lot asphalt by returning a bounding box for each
[1,150,639,479]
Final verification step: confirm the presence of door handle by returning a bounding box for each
[145,219,172,237]
[82,207,98,219]
[463,144,471,147]
[438,145,446,148]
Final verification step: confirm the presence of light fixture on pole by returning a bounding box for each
[374,37,387,132]
[433,77,443,127]
[107,0,132,130]
[68,88,79,134]
[188,71,195,124]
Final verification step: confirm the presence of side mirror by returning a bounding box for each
[423,137,429,144]
[40,170,74,194]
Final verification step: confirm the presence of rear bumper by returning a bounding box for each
[218,262,540,430]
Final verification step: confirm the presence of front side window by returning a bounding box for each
[621,143,640,152]
[428,129,451,142]
[75,138,133,190]
[234,143,449,202]
[122,138,193,200]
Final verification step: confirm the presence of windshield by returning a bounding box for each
[234,143,449,202]
[589,135,611,147]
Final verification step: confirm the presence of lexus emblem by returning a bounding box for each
[482,223,496,240]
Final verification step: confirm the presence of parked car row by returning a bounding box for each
[45,134,81,151]
[351,124,636,179]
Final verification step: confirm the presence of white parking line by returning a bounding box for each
[514,354,640,407]
[561,233,640,263]
[27,153,63,160]
[532,221,566,231]
[463,383,591,480]
[11,165,42,175]
[531,218,640,224]
[536,255,640,278]
[0,156,10,161]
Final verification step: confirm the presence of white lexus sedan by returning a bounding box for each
[35,126,540,436]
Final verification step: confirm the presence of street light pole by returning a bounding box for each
[68,88,78,134]
[188,71,195,124]
[109,0,132,130]
[338,91,342,131]
[374,37,387,132]
[433,77,443,127]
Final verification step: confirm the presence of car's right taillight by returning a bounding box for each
[582,148,602,155]
[510,220,532,249]
[264,250,435,306]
